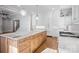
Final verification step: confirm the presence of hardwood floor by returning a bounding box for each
[35,36,58,53]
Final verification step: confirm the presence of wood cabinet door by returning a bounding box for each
[31,34,44,52]
[31,38,39,52]
[31,32,46,52]
[0,36,8,53]
[18,38,31,53]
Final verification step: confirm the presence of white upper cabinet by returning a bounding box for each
[72,5,79,24]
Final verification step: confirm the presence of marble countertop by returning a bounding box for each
[0,30,46,40]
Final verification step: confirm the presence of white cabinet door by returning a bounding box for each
[72,5,79,23]
[58,36,79,53]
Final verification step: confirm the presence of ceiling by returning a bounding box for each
[0,5,60,15]
[0,5,73,19]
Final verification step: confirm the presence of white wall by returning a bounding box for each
[16,14,31,34]
[31,13,49,31]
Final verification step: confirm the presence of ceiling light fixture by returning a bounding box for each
[36,5,39,20]
[36,16,39,20]
[20,10,26,16]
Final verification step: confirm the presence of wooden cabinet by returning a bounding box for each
[17,32,47,53]
[18,31,47,53]
[30,32,47,52]
[0,36,8,53]
[8,39,18,53]
[31,38,39,52]
[17,38,31,53]
[0,31,47,53]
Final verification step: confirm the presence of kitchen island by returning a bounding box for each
[0,30,47,53]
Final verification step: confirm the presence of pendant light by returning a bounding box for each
[20,10,26,16]
[19,5,26,16]
[36,5,39,20]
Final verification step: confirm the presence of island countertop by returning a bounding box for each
[0,30,46,40]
